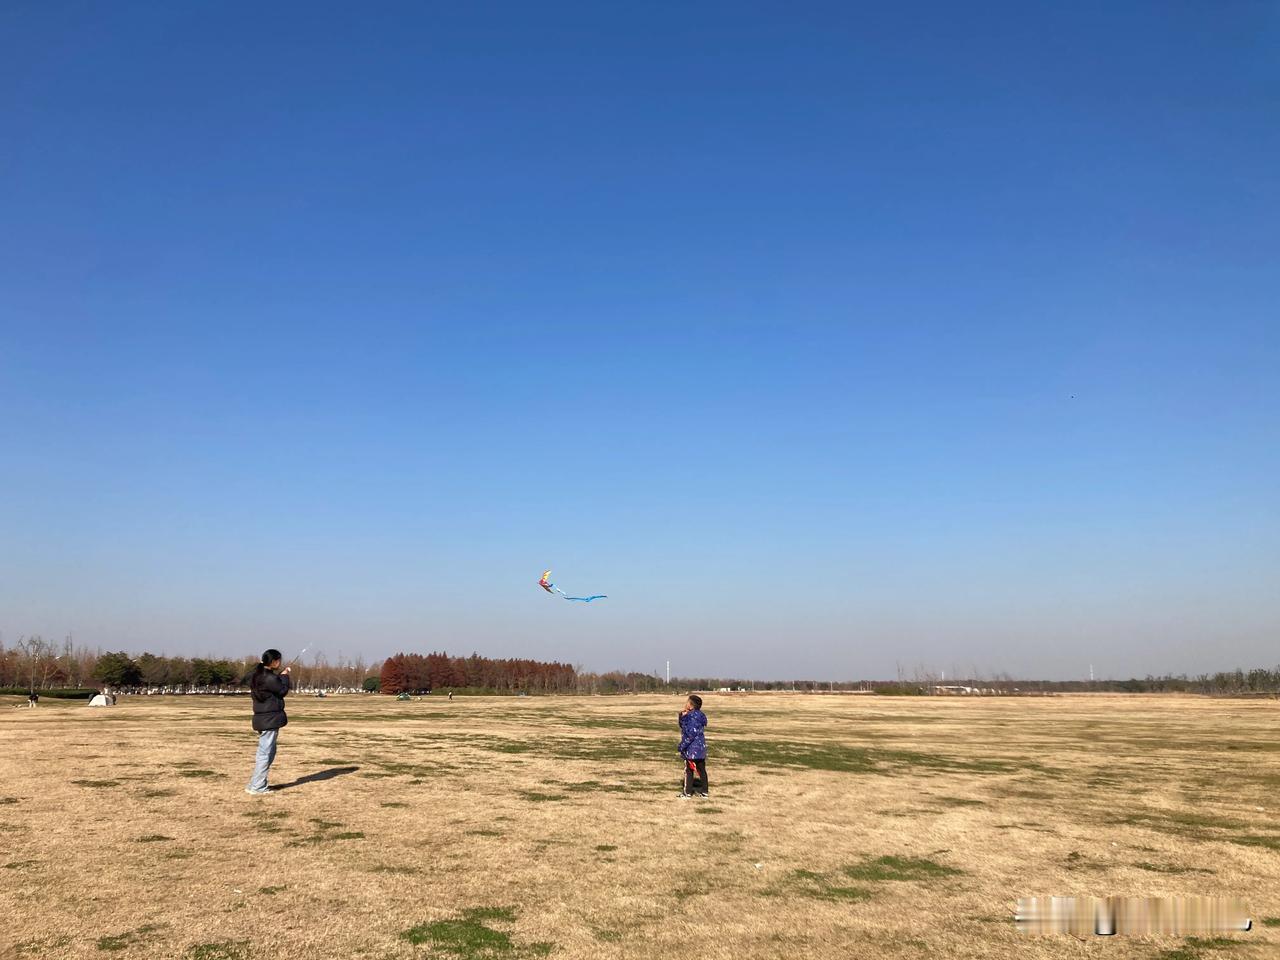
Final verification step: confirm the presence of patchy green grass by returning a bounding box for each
[11,935,73,956]
[1107,808,1267,850]
[96,925,165,952]
[466,829,504,837]
[72,779,120,788]
[281,816,364,846]
[3,859,38,869]
[141,788,177,798]
[842,856,963,882]
[135,834,174,843]
[518,791,565,803]
[177,769,223,779]
[0,797,17,805]
[1227,834,1280,850]
[186,940,250,960]
[774,868,873,903]
[381,801,409,808]
[551,779,632,794]
[1133,861,1214,875]
[367,864,420,874]
[594,844,617,852]
[258,885,286,895]
[713,738,1033,776]
[400,906,553,958]
[1260,917,1280,927]
[558,715,673,733]
[471,736,536,755]
[1154,939,1248,960]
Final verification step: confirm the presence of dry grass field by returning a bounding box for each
[2,692,1279,960]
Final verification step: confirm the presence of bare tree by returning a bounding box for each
[15,635,54,691]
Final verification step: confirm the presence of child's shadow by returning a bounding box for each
[271,766,359,791]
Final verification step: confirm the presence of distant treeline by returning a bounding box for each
[380,651,577,694]
[0,638,374,692]
[5,635,1279,697]
[668,672,1280,697]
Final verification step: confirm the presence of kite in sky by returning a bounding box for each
[539,570,606,603]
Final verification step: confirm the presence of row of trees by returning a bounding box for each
[380,652,577,694]
[5,635,1279,697]
[0,636,375,692]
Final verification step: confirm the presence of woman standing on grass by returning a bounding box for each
[245,649,291,795]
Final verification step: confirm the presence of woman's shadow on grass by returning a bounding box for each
[271,766,360,791]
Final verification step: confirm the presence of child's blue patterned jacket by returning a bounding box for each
[678,709,707,760]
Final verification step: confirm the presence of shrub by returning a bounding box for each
[0,687,99,699]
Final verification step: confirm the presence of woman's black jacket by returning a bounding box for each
[250,669,290,732]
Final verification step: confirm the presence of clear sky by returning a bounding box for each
[2,2,1277,680]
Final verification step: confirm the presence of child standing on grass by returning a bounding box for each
[678,694,708,799]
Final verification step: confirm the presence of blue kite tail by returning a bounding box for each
[565,595,607,602]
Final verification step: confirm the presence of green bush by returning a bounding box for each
[0,687,99,700]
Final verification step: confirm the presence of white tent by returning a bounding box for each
[88,694,113,707]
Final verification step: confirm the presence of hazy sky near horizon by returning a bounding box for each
[2,2,1277,680]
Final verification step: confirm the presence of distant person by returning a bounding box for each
[448,691,453,702]
[677,694,708,799]
[27,691,38,709]
[245,649,291,796]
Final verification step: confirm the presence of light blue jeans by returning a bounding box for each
[247,729,279,791]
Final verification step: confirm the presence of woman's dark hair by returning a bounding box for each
[250,649,284,695]
[687,694,703,710]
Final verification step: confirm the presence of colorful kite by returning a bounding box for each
[539,570,606,603]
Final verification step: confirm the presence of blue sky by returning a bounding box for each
[2,2,1277,679]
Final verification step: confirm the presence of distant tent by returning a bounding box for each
[88,694,113,707]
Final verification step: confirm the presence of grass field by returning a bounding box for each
[2,692,1278,960]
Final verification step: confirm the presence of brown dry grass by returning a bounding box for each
[1,692,1278,960]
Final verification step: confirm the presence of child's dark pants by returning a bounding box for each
[683,758,708,795]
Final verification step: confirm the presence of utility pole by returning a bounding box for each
[665,660,670,685]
